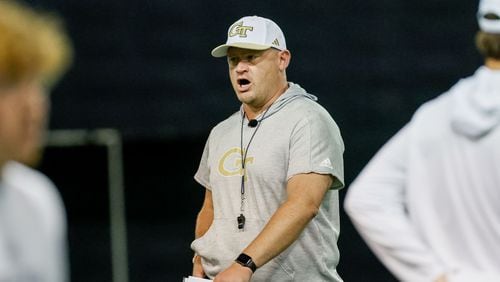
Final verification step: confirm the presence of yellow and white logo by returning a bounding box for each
[218,147,254,178]
[228,21,254,38]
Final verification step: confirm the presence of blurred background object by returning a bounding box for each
[25,0,480,281]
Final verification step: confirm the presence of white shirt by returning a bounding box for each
[344,67,500,282]
[0,161,68,282]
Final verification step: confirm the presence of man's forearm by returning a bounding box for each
[242,197,319,267]
[192,189,214,277]
[195,208,213,239]
[195,189,214,239]
[241,173,331,269]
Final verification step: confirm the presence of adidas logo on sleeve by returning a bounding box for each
[319,158,333,169]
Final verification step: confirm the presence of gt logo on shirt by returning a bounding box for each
[218,147,254,177]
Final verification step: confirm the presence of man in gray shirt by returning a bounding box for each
[191,16,345,281]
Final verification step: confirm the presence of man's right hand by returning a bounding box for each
[192,254,205,278]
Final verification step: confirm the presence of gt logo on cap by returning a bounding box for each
[228,21,254,38]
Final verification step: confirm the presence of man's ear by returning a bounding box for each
[278,50,291,71]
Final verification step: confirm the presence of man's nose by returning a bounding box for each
[235,60,249,73]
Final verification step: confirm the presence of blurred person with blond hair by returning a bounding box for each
[344,0,500,281]
[0,0,73,281]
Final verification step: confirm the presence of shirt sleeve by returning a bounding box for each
[194,136,211,190]
[287,108,344,189]
[344,124,447,281]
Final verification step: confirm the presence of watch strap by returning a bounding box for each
[235,253,257,272]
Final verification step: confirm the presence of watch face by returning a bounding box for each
[238,253,252,263]
[236,253,256,272]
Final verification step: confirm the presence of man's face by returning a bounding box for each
[227,47,284,109]
[0,80,49,167]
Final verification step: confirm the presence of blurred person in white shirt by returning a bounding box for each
[344,0,500,281]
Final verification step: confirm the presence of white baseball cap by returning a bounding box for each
[478,0,500,33]
[211,16,287,57]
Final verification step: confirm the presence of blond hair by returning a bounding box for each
[0,0,73,88]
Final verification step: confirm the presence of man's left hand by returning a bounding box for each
[213,263,253,282]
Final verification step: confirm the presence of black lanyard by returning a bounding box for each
[237,106,272,230]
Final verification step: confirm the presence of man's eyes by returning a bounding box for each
[228,54,259,64]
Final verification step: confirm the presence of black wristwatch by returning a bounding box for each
[235,253,257,272]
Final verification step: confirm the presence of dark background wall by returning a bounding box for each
[26,0,482,281]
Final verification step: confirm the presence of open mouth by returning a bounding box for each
[238,79,250,87]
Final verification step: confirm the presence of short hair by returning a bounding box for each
[475,31,500,59]
[0,0,73,88]
[476,12,500,60]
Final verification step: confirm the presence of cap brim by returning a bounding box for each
[211,42,272,57]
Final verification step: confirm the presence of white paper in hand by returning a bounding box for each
[183,276,212,282]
